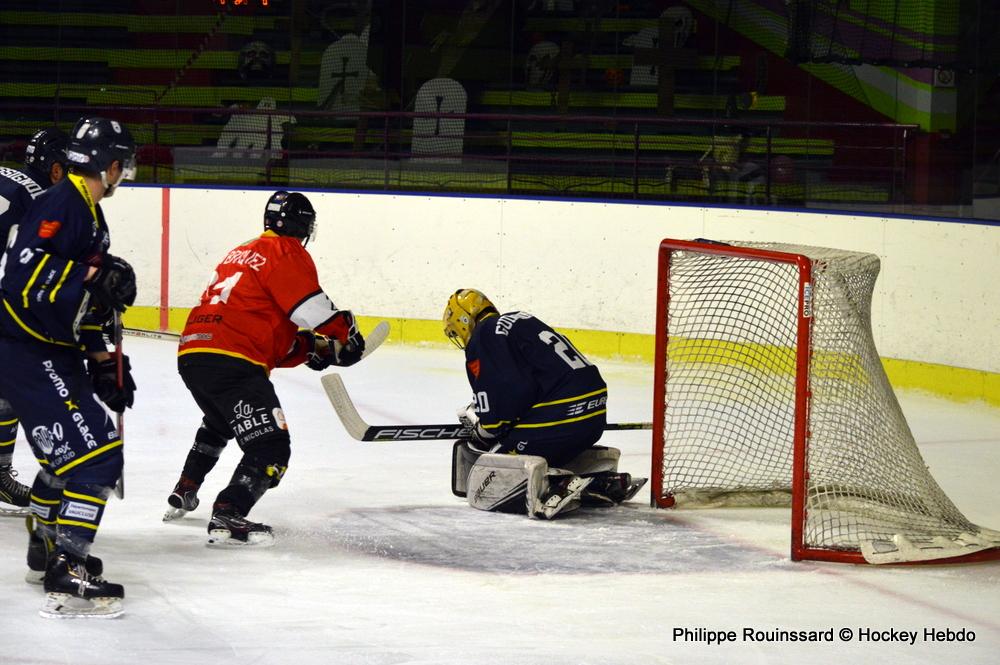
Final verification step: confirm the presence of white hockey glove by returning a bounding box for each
[457,402,479,429]
[456,402,495,452]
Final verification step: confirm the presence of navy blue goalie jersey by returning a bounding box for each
[464,311,607,439]
[0,174,110,349]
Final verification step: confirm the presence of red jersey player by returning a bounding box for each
[164,191,366,546]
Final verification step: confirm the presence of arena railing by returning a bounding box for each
[0,103,917,211]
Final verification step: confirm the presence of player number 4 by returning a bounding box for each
[207,271,243,304]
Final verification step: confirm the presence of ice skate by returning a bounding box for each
[537,475,593,520]
[163,476,201,522]
[40,552,123,619]
[581,473,648,507]
[207,509,274,548]
[25,516,103,584]
[0,465,30,516]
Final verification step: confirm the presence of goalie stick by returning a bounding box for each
[322,373,653,442]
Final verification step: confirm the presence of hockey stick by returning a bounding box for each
[113,311,125,499]
[354,320,389,361]
[322,373,653,442]
[124,327,180,341]
[123,321,389,346]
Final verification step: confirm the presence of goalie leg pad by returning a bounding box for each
[466,453,549,516]
[451,440,484,498]
[563,446,620,475]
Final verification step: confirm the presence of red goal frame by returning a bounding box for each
[649,238,1000,565]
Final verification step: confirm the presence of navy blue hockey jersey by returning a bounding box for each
[0,165,47,247]
[464,311,607,439]
[0,174,109,349]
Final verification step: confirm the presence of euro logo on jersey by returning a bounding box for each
[38,220,62,238]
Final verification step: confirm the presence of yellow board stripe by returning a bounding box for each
[532,387,608,408]
[124,306,1000,407]
[63,489,107,506]
[514,409,607,429]
[53,440,123,476]
[22,253,50,308]
[49,260,74,303]
[30,494,60,505]
[56,518,98,530]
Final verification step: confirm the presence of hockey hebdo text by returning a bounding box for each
[671,626,976,646]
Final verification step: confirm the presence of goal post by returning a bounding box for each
[651,238,1000,565]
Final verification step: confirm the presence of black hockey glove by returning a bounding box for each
[88,353,136,413]
[88,254,137,313]
[333,328,365,367]
[294,331,336,371]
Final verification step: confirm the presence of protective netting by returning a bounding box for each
[659,241,1000,563]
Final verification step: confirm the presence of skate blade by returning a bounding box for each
[622,478,649,502]
[162,507,190,522]
[40,593,123,619]
[206,529,275,548]
[0,505,31,517]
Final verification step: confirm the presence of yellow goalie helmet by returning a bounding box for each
[443,289,496,349]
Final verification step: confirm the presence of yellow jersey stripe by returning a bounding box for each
[22,253,51,308]
[0,438,15,446]
[2,299,79,348]
[513,409,607,429]
[63,489,107,506]
[178,347,269,370]
[532,387,608,408]
[49,260,74,303]
[0,418,17,425]
[56,518,98,530]
[54,440,123,476]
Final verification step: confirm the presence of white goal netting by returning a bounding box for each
[658,241,1000,564]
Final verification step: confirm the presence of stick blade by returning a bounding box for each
[321,373,370,441]
[361,320,390,359]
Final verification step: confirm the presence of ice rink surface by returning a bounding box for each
[1,336,999,665]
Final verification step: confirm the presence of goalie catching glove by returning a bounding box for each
[88,352,136,412]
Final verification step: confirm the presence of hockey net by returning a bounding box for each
[651,239,1000,564]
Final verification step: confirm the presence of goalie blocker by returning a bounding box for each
[454,444,646,519]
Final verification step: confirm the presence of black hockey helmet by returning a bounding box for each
[65,117,137,195]
[23,127,68,181]
[264,191,316,244]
